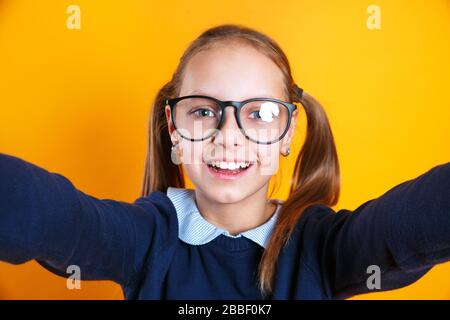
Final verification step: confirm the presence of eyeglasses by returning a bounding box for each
[165,95,298,144]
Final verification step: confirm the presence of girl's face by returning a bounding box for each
[165,43,298,203]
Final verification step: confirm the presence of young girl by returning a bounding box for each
[0,24,449,300]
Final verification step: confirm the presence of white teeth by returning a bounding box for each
[208,161,251,169]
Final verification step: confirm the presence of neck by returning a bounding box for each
[194,185,278,236]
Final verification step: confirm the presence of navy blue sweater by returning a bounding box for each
[0,153,449,299]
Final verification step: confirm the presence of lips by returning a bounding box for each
[205,161,254,181]
[207,160,252,170]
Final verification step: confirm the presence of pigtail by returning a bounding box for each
[258,88,340,297]
[141,81,185,196]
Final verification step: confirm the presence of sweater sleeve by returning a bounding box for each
[306,162,450,299]
[0,153,176,287]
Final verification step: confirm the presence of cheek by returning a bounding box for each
[179,141,206,179]
[256,144,280,177]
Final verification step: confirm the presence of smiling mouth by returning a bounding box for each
[205,160,255,177]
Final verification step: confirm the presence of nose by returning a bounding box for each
[212,107,245,147]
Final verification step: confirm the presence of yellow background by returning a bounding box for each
[0,0,449,299]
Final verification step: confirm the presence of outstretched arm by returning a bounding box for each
[0,153,176,288]
[303,162,450,299]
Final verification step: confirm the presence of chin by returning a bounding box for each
[202,186,249,204]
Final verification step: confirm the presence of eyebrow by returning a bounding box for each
[188,90,279,100]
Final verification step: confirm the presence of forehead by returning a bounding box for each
[180,44,286,101]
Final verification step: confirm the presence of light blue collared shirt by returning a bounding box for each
[166,187,283,249]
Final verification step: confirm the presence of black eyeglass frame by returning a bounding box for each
[165,95,298,145]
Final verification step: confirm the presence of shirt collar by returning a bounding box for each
[166,187,283,249]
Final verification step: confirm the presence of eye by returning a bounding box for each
[247,102,280,123]
[249,110,262,119]
[191,108,216,118]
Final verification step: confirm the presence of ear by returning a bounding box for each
[165,105,177,143]
[280,109,298,154]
